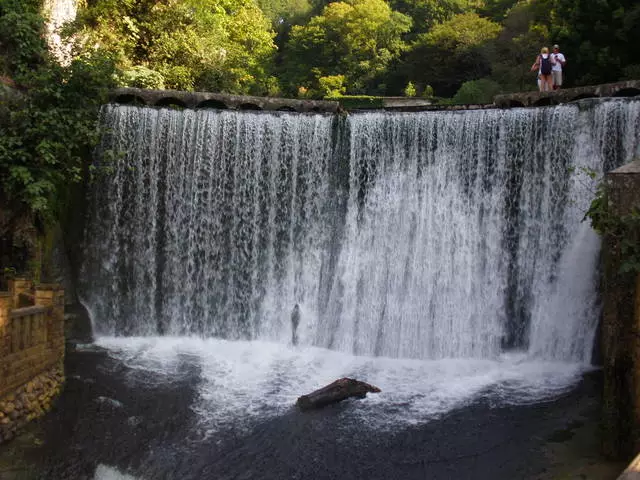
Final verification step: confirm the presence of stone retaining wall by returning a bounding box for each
[0,280,65,443]
[0,364,63,442]
[602,159,640,459]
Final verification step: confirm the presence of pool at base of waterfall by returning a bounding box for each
[93,336,589,434]
[8,336,615,480]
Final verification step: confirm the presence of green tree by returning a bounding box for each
[487,2,549,92]
[281,0,412,95]
[404,80,417,96]
[403,13,502,96]
[388,0,471,35]
[0,0,117,224]
[452,77,502,103]
[70,0,278,94]
[548,0,640,86]
[257,0,312,28]
[318,74,346,97]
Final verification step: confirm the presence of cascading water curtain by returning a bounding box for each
[82,99,640,362]
[82,106,337,338]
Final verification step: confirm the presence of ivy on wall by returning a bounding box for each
[585,176,640,275]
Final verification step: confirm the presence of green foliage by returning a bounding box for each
[318,75,346,97]
[548,0,640,86]
[70,0,278,94]
[388,0,471,35]
[120,66,165,90]
[404,13,502,97]
[404,81,417,96]
[584,176,640,275]
[3,267,17,278]
[452,78,501,104]
[282,0,412,94]
[330,95,385,109]
[486,2,549,93]
[422,84,434,97]
[34,0,636,99]
[0,0,48,76]
[423,12,502,50]
[257,0,312,28]
[0,0,117,223]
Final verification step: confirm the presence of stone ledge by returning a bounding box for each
[9,306,48,318]
[618,453,640,479]
[609,159,640,175]
[110,87,340,113]
[494,80,640,108]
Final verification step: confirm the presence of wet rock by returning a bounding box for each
[95,397,124,409]
[296,377,381,411]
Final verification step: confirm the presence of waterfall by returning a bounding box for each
[43,0,77,64]
[81,98,640,363]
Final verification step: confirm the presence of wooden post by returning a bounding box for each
[35,284,65,360]
[8,277,32,308]
[0,292,12,358]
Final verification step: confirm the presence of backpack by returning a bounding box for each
[540,55,552,75]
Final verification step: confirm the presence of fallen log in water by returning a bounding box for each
[296,377,381,411]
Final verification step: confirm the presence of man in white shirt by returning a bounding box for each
[551,44,566,90]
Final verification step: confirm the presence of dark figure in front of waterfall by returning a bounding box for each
[291,304,300,346]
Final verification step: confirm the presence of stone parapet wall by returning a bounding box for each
[494,79,640,108]
[0,280,65,443]
[110,87,340,113]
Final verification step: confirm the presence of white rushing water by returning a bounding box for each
[80,99,640,432]
[93,336,588,435]
[43,0,77,65]
[83,98,640,363]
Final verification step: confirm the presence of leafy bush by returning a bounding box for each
[121,66,165,90]
[584,173,640,274]
[422,84,434,98]
[404,81,416,97]
[452,78,502,104]
[319,75,346,98]
[328,95,384,109]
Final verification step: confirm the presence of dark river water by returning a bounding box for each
[9,337,607,480]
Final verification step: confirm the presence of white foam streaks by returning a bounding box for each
[96,336,586,434]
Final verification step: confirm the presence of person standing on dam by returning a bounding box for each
[551,44,567,90]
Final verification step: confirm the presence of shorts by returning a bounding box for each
[552,70,563,86]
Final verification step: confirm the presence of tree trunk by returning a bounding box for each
[296,377,381,411]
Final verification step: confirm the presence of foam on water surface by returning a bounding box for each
[96,336,587,434]
[94,464,138,480]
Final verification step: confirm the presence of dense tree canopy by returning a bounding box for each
[401,12,502,96]
[281,0,412,95]
[548,0,640,85]
[70,0,278,93]
[0,0,638,274]
[3,0,640,99]
[0,0,116,223]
